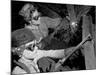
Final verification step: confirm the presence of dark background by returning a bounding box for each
[11,0,96,73]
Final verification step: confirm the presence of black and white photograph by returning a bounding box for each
[11,0,96,74]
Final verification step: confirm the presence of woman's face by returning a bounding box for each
[19,4,41,25]
[30,10,41,25]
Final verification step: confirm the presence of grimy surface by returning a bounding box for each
[82,15,96,69]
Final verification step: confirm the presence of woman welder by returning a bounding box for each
[19,3,62,41]
[11,27,74,74]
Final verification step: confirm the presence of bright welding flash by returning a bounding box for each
[71,21,77,28]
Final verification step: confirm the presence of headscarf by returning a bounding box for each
[12,28,36,47]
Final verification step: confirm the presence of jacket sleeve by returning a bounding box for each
[43,17,61,28]
[43,49,65,58]
[42,47,75,59]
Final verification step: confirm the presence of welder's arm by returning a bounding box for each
[22,46,74,61]
[43,47,75,58]
[22,49,65,60]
